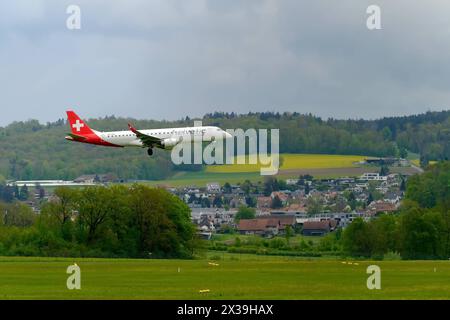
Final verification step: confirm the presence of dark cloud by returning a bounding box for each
[0,0,449,126]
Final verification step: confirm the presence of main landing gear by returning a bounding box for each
[147,148,153,156]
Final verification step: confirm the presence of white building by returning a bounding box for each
[206,182,221,193]
[359,173,387,181]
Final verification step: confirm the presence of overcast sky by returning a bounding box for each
[1,0,450,126]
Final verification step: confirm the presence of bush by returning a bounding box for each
[260,250,322,257]
[228,247,257,254]
[383,251,402,261]
[269,238,286,249]
[209,255,222,261]
[208,243,227,251]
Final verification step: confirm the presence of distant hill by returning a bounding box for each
[0,110,448,181]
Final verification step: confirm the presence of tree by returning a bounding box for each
[234,206,256,223]
[399,147,408,159]
[406,161,450,208]
[1,185,14,203]
[381,126,392,140]
[345,191,357,210]
[371,214,398,256]
[398,202,442,259]
[440,200,450,259]
[223,182,232,194]
[77,186,116,243]
[245,196,256,208]
[420,155,429,167]
[212,196,223,208]
[400,162,450,259]
[400,177,406,191]
[367,189,374,203]
[188,194,197,204]
[270,195,283,209]
[379,165,390,176]
[1,202,36,227]
[13,185,19,199]
[38,187,46,200]
[263,177,279,196]
[307,195,323,214]
[18,185,29,201]
[285,225,293,245]
[343,218,374,257]
[53,187,78,226]
[130,185,195,258]
[278,179,287,190]
[201,197,211,208]
[241,180,252,195]
[334,196,347,212]
[40,187,78,240]
[304,183,310,195]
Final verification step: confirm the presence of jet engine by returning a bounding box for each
[159,137,181,149]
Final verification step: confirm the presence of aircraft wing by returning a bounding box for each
[128,123,162,147]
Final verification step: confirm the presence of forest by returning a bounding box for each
[0,110,449,181]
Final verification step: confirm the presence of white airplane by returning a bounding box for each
[65,110,232,156]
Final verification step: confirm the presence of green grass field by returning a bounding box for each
[211,234,322,246]
[142,171,264,187]
[0,256,449,300]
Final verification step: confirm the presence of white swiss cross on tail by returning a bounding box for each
[72,120,85,132]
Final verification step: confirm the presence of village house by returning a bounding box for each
[238,219,278,237]
[366,201,398,216]
[230,185,245,195]
[383,191,402,204]
[74,173,117,184]
[257,196,272,209]
[237,215,296,237]
[271,191,289,205]
[191,208,237,231]
[206,182,221,193]
[359,172,388,181]
[302,220,337,236]
[229,196,246,208]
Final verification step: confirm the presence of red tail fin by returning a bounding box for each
[66,110,95,135]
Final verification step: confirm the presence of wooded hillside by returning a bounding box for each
[0,110,448,181]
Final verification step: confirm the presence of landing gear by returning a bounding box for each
[147,148,153,156]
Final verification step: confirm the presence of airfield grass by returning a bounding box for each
[206,154,366,173]
[0,256,449,300]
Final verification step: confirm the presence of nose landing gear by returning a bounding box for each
[147,148,153,156]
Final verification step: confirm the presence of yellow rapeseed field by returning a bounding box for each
[206,154,366,173]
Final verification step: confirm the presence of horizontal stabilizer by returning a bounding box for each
[65,133,88,141]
